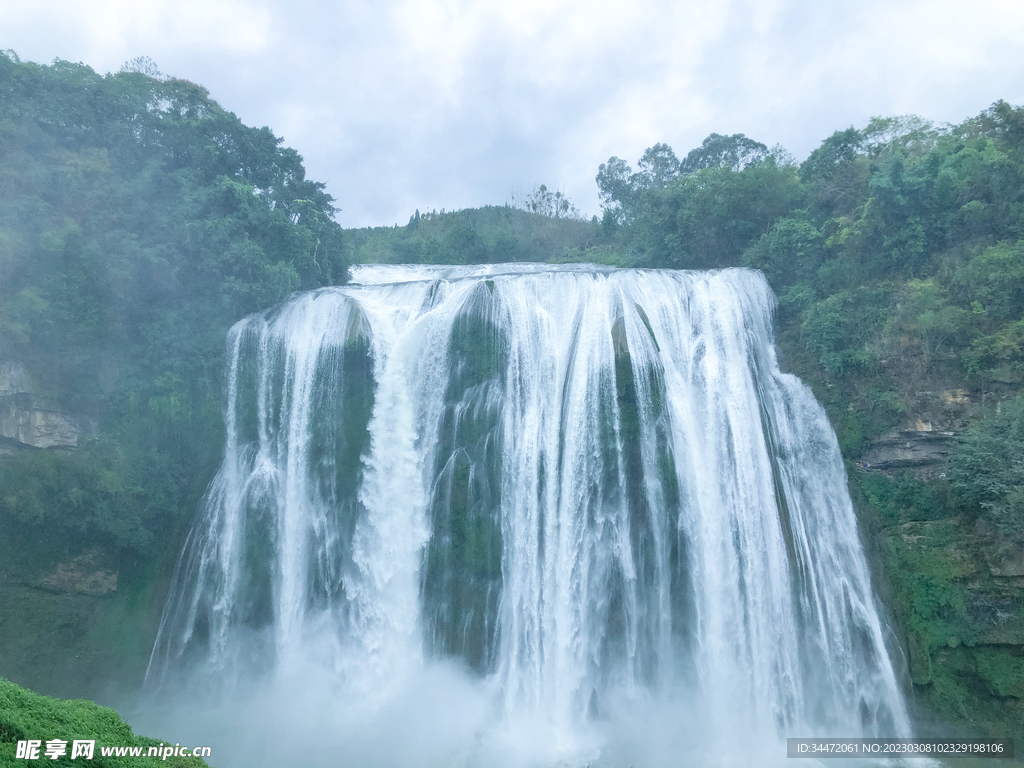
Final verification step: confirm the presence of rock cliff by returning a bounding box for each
[0,362,81,450]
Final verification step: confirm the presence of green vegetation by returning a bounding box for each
[347,203,612,266]
[557,103,1024,737]
[0,49,347,557]
[1,47,1022,744]
[948,395,1024,532]
[0,51,347,692]
[0,676,211,767]
[874,513,1024,740]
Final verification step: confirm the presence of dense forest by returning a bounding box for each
[0,51,1022,745]
[0,51,348,697]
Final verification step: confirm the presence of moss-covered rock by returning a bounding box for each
[873,508,1024,742]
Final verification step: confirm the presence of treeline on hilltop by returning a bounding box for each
[346,186,605,266]
[0,51,347,565]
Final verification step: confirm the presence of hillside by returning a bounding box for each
[0,51,347,696]
[0,676,211,767]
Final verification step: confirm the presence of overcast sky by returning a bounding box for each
[4,0,1024,227]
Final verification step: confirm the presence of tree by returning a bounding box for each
[596,156,637,223]
[634,160,804,269]
[948,396,1024,533]
[596,145,681,225]
[597,135,775,226]
[798,127,868,211]
[0,51,349,563]
[680,133,769,173]
[635,143,681,188]
[743,216,823,289]
[511,184,582,220]
[119,56,165,80]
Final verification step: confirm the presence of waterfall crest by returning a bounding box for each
[146,264,910,765]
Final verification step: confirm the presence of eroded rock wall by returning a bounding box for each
[0,362,80,449]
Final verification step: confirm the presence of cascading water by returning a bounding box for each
[144,264,911,767]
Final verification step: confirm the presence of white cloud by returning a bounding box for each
[3,0,1024,226]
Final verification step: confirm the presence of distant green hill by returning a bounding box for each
[347,203,613,266]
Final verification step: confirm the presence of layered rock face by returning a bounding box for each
[0,362,80,450]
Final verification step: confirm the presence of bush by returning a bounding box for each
[0,676,211,767]
[0,441,150,553]
[947,395,1024,532]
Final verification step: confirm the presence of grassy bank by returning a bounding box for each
[0,676,212,767]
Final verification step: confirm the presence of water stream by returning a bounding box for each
[143,264,909,767]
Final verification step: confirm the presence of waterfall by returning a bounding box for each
[145,264,910,766]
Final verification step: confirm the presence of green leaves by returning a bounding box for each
[0,52,349,565]
[948,395,1024,532]
[0,676,213,767]
[351,205,602,266]
[679,133,768,173]
[0,441,151,552]
[643,161,804,269]
[743,216,823,287]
